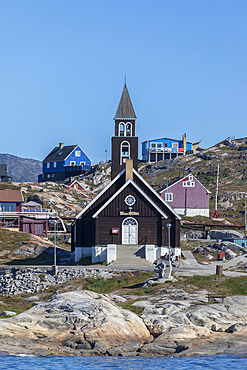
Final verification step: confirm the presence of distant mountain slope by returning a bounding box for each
[0,154,42,182]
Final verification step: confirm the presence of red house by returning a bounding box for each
[67,180,86,191]
[159,174,210,217]
[0,190,23,212]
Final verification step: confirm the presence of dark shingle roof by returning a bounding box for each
[114,83,137,119]
[43,145,77,162]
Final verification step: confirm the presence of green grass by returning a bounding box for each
[221,277,247,295]
[179,275,247,296]
[116,300,143,316]
[125,285,159,296]
[0,183,21,190]
[84,271,154,294]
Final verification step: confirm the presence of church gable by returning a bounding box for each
[92,180,168,219]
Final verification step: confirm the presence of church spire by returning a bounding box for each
[114,83,137,120]
[111,83,138,179]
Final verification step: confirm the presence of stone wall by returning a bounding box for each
[0,266,116,296]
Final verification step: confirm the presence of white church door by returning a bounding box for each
[122,217,138,245]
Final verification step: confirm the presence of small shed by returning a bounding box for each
[20,217,48,236]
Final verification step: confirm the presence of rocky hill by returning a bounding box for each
[139,137,247,224]
[0,138,246,224]
[0,153,42,182]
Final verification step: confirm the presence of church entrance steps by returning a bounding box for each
[108,245,154,267]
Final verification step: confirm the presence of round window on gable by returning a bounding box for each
[125,195,136,206]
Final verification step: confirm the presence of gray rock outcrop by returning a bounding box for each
[208,230,244,240]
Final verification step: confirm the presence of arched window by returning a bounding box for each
[120,141,130,164]
[119,123,125,136]
[118,122,132,136]
[126,122,132,136]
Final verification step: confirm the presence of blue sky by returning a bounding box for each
[0,0,246,163]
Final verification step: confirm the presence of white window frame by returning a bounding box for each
[47,174,50,178]
[70,161,76,166]
[165,193,173,202]
[80,161,85,165]
[150,142,156,148]
[172,142,178,149]
[183,180,195,187]
[47,162,50,169]
[51,174,55,178]
[118,122,132,136]
[53,162,56,168]
[120,141,130,165]
[75,150,81,157]
[126,122,132,136]
[119,122,125,136]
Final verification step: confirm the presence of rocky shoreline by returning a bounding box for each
[1,284,247,357]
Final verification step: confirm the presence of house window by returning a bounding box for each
[70,161,76,166]
[47,174,50,178]
[53,162,56,168]
[80,161,85,165]
[47,163,50,168]
[165,193,173,202]
[157,143,162,148]
[52,174,55,178]
[164,142,168,148]
[75,150,81,157]
[183,180,195,187]
[0,202,16,211]
[151,143,156,148]
[172,142,178,149]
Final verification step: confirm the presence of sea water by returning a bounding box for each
[0,355,247,370]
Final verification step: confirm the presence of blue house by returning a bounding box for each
[38,143,91,182]
[142,134,200,162]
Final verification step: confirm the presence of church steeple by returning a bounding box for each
[114,83,137,120]
[111,83,138,179]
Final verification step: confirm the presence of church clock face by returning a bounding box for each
[125,195,136,206]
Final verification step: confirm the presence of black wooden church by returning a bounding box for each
[71,84,181,262]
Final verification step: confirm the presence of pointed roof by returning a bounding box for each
[159,174,211,194]
[114,83,137,119]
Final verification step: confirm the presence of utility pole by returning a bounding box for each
[215,163,219,211]
[52,219,57,276]
[210,163,222,219]
[167,223,172,278]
